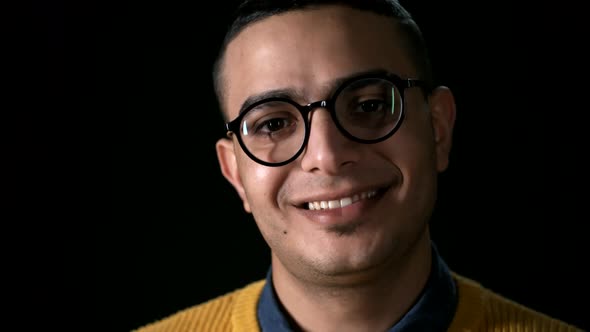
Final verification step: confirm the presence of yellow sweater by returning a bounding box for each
[134,273,582,332]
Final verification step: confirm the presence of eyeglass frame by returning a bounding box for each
[225,72,429,167]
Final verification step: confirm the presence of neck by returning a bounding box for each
[271,235,433,332]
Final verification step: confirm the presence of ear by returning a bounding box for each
[215,137,251,213]
[428,86,456,172]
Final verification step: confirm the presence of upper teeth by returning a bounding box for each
[307,190,377,210]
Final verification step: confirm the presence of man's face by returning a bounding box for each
[216,5,454,282]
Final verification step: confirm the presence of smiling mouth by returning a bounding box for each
[304,189,381,211]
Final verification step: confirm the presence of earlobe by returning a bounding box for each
[215,138,251,213]
[428,86,457,172]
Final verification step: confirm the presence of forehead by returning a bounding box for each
[221,5,415,119]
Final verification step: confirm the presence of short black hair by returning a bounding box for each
[212,0,433,119]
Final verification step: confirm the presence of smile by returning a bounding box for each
[307,190,378,210]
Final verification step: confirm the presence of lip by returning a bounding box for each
[292,185,392,226]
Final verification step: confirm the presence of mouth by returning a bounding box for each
[301,187,387,211]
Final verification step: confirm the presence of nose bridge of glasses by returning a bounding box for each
[306,100,328,109]
[304,99,330,115]
[303,99,332,122]
[303,98,346,143]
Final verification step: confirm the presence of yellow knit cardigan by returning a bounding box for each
[134,273,582,332]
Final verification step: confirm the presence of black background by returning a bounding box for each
[23,0,589,331]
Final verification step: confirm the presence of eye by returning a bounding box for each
[257,117,291,133]
[248,112,299,139]
[357,99,387,113]
[242,101,300,137]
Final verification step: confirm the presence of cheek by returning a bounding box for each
[238,155,283,207]
[380,120,439,224]
[237,158,292,241]
[401,108,437,156]
[382,112,438,177]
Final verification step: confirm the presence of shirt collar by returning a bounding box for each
[257,243,457,332]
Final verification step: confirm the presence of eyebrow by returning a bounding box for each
[238,89,303,115]
[237,68,391,115]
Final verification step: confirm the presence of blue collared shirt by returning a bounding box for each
[257,243,458,331]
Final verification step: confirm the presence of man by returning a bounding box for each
[135,0,582,331]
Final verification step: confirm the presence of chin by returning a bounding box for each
[305,242,393,279]
[307,227,429,280]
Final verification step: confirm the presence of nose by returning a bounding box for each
[299,107,361,174]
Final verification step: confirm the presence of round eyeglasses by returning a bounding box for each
[225,72,428,167]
